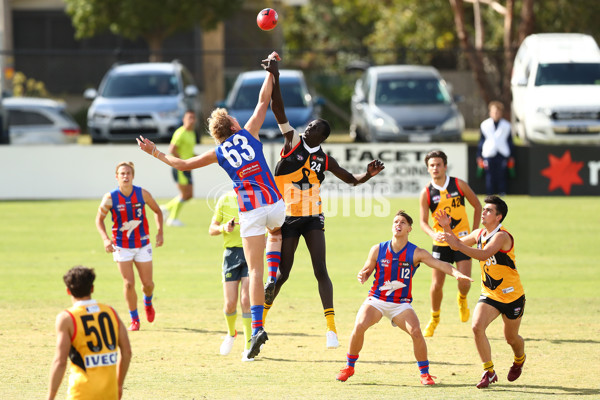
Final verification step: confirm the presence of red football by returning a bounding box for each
[257,8,278,31]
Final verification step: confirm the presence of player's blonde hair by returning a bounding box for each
[207,108,235,144]
[115,161,135,177]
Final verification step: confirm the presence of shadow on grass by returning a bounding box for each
[446,334,600,345]
[154,327,322,338]
[262,357,469,367]
[351,382,600,395]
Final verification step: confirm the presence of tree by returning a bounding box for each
[64,0,243,61]
[284,0,600,119]
[448,0,531,110]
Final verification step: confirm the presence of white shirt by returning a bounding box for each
[480,118,511,158]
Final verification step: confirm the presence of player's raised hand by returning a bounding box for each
[434,209,451,229]
[366,160,385,177]
[443,232,461,250]
[262,54,280,76]
[137,135,160,158]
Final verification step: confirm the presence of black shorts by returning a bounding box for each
[431,245,470,264]
[171,168,193,185]
[478,294,526,320]
[281,214,325,239]
[222,247,248,282]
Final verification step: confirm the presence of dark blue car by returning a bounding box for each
[217,69,324,140]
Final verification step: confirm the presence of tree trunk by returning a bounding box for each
[517,0,535,44]
[146,35,164,62]
[474,0,484,50]
[201,23,225,122]
[449,0,496,105]
[502,0,515,113]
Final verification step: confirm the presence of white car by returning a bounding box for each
[2,97,81,144]
[511,33,600,144]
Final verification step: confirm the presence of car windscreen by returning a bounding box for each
[233,81,308,109]
[102,73,179,97]
[375,77,451,105]
[535,63,600,86]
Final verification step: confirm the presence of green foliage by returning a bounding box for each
[11,71,50,98]
[64,0,244,43]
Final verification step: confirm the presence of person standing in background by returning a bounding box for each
[477,101,515,196]
[161,110,197,227]
[209,190,254,362]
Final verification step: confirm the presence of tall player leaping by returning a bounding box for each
[137,53,284,359]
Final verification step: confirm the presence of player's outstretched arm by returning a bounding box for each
[137,136,218,170]
[328,157,385,186]
[264,55,299,152]
[415,248,473,282]
[434,209,477,249]
[357,244,379,284]
[245,64,275,139]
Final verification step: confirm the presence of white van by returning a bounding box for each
[511,33,600,144]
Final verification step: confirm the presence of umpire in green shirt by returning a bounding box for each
[161,110,196,226]
[209,190,254,361]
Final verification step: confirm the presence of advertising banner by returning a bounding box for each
[321,143,468,197]
[529,146,600,196]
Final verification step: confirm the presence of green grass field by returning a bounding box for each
[1,196,599,399]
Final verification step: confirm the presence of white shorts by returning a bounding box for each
[361,296,413,327]
[238,199,285,238]
[112,243,153,263]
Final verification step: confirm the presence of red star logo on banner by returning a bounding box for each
[540,150,584,195]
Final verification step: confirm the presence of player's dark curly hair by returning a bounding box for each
[63,266,95,298]
[424,150,447,166]
[485,195,508,222]
[395,209,413,226]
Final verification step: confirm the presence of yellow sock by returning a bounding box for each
[324,308,336,333]
[458,293,467,300]
[164,196,179,210]
[225,311,237,337]
[170,199,185,220]
[514,354,525,364]
[431,310,440,320]
[483,360,495,374]
[242,312,252,350]
[263,303,272,323]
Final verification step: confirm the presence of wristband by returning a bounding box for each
[278,122,293,134]
[220,224,226,233]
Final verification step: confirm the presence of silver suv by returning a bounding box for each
[350,65,464,142]
[85,61,199,143]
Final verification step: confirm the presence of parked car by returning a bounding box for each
[216,69,324,140]
[350,65,464,142]
[85,60,199,143]
[2,97,80,144]
[511,33,600,144]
